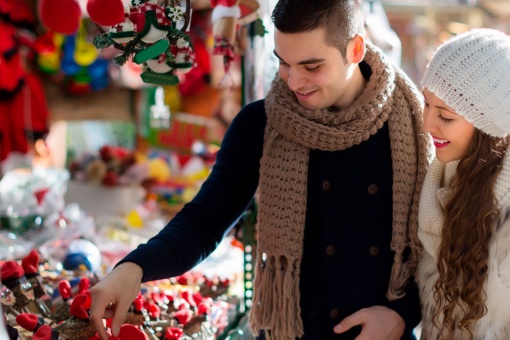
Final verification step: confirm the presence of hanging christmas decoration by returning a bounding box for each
[210,0,262,85]
[0,0,49,162]
[210,0,240,82]
[92,0,195,86]
[38,0,82,35]
[33,19,111,95]
[36,0,195,86]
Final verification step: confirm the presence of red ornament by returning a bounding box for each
[58,280,72,300]
[133,293,144,312]
[144,302,160,319]
[87,0,124,26]
[15,313,40,331]
[34,188,50,206]
[197,301,210,315]
[109,324,146,340]
[165,327,184,340]
[70,294,89,320]
[192,292,204,305]
[181,290,196,307]
[21,250,40,275]
[102,171,119,187]
[78,277,90,294]
[210,0,238,6]
[174,308,192,326]
[83,291,92,310]
[32,325,54,340]
[1,260,24,281]
[99,145,114,162]
[38,0,81,35]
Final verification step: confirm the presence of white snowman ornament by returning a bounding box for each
[173,37,193,74]
[109,10,135,44]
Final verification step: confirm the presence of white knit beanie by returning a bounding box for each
[421,28,510,137]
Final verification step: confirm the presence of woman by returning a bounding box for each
[418,28,510,339]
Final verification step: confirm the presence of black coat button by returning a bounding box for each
[369,246,380,256]
[368,184,378,195]
[330,308,340,319]
[325,245,336,256]
[322,180,331,191]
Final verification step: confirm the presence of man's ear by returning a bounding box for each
[347,34,365,64]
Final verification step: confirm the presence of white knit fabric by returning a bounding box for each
[419,153,510,260]
[421,28,510,137]
[417,159,458,260]
[417,153,510,339]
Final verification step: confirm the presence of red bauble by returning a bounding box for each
[38,0,81,35]
[87,0,124,26]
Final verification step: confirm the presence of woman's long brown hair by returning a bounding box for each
[432,130,510,339]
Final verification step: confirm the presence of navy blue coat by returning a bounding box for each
[121,98,421,339]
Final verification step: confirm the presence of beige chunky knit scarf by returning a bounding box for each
[249,43,430,340]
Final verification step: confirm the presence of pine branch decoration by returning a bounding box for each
[93,33,114,50]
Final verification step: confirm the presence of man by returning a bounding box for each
[90,0,429,339]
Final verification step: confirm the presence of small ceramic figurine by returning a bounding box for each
[22,250,52,318]
[53,294,96,340]
[1,261,35,313]
[51,280,73,322]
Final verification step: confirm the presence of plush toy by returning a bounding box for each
[130,0,172,45]
[0,0,49,162]
[174,37,193,73]
[109,9,135,44]
[107,0,191,84]
[142,51,179,85]
[211,0,240,78]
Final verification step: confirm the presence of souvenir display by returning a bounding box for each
[1,249,240,340]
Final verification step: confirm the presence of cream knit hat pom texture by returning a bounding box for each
[421,28,510,137]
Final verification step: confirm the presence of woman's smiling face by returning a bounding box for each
[422,88,476,163]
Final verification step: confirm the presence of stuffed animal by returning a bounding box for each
[211,0,240,78]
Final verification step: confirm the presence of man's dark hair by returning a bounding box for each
[272,0,364,59]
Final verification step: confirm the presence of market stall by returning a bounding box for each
[0,0,270,338]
